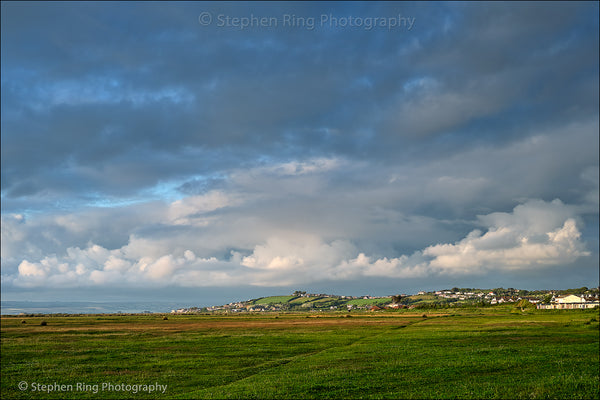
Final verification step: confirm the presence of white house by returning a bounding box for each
[556,295,586,304]
[537,294,599,309]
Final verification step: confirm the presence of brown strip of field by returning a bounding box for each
[3,314,447,333]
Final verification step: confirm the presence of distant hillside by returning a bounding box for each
[171,287,599,314]
[244,292,391,311]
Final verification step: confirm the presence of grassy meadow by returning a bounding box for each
[1,307,598,399]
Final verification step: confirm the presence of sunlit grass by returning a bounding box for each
[2,309,598,399]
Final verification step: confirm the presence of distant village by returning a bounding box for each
[172,287,600,314]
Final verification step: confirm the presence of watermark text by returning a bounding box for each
[198,12,415,31]
[18,381,167,395]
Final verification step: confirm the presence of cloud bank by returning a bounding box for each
[1,2,598,299]
[3,180,591,289]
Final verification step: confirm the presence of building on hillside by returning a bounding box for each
[537,294,600,309]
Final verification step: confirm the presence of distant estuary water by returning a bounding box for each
[0,301,192,315]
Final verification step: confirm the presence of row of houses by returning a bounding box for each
[537,294,600,310]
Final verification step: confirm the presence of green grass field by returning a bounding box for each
[251,296,297,305]
[288,296,321,304]
[345,298,392,307]
[1,308,598,399]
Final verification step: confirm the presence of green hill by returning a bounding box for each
[201,286,599,313]
[244,294,392,310]
[251,296,298,305]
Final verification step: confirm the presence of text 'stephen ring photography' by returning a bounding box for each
[197,11,416,31]
[1,1,598,400]
[17,382,167,395]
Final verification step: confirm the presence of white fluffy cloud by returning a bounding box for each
[2,153,594,291]
[424,218,587,273]
[422,199,589,274]
[4,197,590,289]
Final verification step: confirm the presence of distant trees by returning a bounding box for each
[492,288,520,296]
[391,295,403,304]
[559,287,589,295]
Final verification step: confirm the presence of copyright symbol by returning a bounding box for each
[18,381,28,391]
[198,12,212,26]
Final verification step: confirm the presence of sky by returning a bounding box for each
[1,2,598,306]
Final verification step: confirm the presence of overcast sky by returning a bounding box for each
[1,2,598,305]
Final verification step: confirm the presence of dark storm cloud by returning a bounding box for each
[1,2,598,297]
[2,1,595,205]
